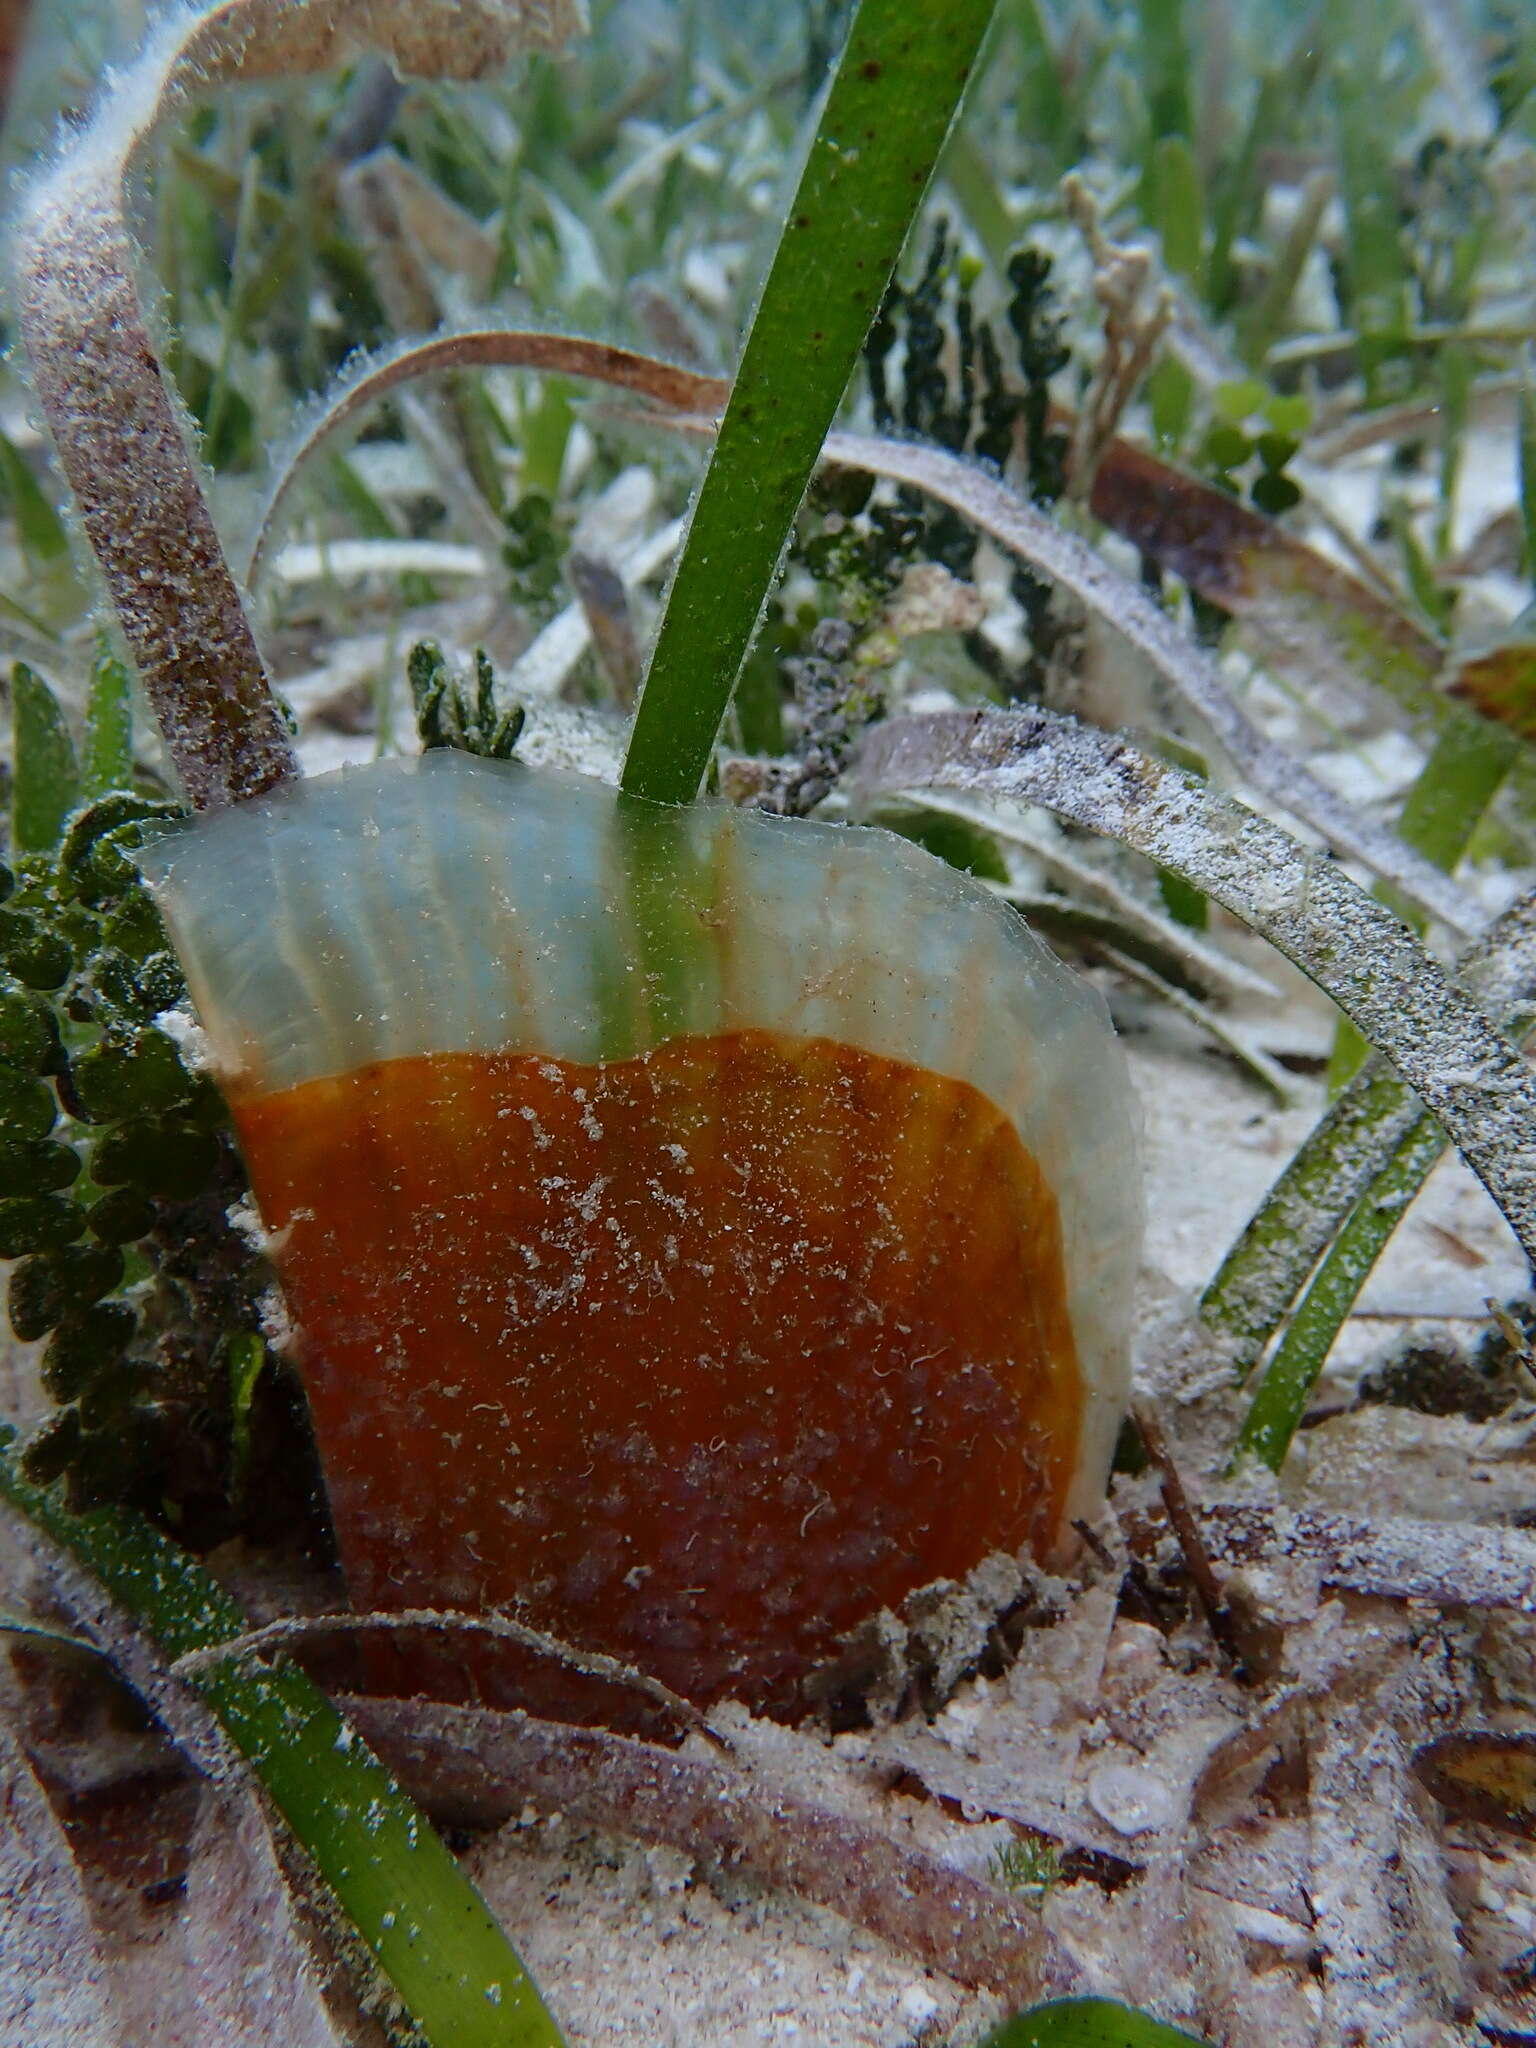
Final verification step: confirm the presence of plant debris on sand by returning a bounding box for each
[0,0,1535,2043]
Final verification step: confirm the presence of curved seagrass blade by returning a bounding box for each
[12,0,582,807]
[141,752,1139,1716]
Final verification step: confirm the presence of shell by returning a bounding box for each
[142,751,1140,1714]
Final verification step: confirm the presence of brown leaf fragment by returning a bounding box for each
[1415,1734,1536,1842]
[1448,643,1536,744]
[1084,435,1446,715]
[341,1693,1078,2006]
[0,0,32,122]
[341,149,498,300]
[0,1714,116,2048]
[1444,505,1527,581]
[1087,437,1277,610]
[566,551,643,704]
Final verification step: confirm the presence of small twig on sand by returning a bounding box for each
[1131,1400,1244,1670]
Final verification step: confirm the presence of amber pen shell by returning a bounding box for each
[139,752,1141,1711]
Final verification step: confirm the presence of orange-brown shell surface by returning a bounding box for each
[142,754,1139,1714]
